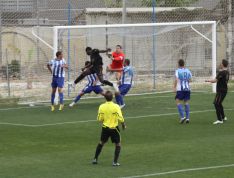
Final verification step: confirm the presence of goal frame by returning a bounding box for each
[53,21,217,93]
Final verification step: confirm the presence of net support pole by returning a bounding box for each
[152,0,156,90]
[212,22,217,93]
[53,27,58,58]
[67,1,71,97]
[122,0,126,53]
[53,27,59,105]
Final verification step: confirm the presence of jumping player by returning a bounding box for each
[69,61,105,107]
[73,47,119,91]
[106,45,125,81]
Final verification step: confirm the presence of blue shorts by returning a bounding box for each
[175,91,191,101]
[82,85,103,94]
[51,77,64,88]
[119,84,131,96]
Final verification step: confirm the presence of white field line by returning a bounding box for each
[119,164,234,178]
[0,109,233,127]
[0,93,212,111]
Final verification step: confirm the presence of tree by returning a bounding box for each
[103,0,122,7]
[141,0,199,7]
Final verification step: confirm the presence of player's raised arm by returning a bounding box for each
[99,48,111,53]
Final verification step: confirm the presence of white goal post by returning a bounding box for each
[52,21,217,93]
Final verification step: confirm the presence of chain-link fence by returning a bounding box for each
[0,0,233,103]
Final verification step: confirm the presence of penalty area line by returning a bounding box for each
[0,108,233,127]
[119,163,234,178]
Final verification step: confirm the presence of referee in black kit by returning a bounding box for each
[92,91,126,166]
[206,59,230,124]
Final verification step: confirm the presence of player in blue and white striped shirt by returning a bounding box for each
[47,51,68,111]
[174,59,192,124]
[115,59,133,108]
[69,61,105,107]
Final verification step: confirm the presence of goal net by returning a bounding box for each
[54,21,216,96]
[18,21,216,104]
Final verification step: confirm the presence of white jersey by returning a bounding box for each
[49,58,66,78]
[175,68,192,91]
[121,66,134,85]
[86,73,101,86]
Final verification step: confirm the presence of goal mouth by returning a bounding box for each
[15,21,217,105]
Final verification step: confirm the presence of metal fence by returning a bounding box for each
[0,0,233,103]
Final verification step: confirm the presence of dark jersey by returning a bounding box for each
[216,70,229,93]
[90,49,103,69]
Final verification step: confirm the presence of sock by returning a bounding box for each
[185,104,190,119]
[59,92,64,104]
[94,143,103,160]
[74,95,81,103]
[115,95,122,105]
[177,104,184,119]
[51,93,55,105]
[114,145,121,163]
[119,95,124,105]
[102,80,113,87]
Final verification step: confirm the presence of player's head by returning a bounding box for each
[178,59,185,68]
[115,45,122,53]
[104,91,113,102]
[221,59,228,68]
[124,59,130,66]
[85,61,91,67]
[86,47,92,55]
[56,51,63,59]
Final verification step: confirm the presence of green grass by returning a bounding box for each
[0,92,234,178]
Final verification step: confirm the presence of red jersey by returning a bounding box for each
[110,52,125,69]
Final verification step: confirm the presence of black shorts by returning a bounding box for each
[100,126,121,144]
[90,66,102,75]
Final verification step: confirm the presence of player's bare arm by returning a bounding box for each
[205,79,217,83]
[47,64,52,74]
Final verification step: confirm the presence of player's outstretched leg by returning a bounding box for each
[69,93,84,107]
[97,72,119,92]
[74,69,92,85]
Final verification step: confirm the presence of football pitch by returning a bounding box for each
[0,92,234,178]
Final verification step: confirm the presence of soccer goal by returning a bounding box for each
[52,21,217,95]
[26,21,217,104]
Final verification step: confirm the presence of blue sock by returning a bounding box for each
[51,93,55,105]
[177,104,184,118]
[74,95,81,103]
[115,95,121,105]
[59,93,64,104]
[185,104,190,119]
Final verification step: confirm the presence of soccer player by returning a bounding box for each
[106,45,125,80]
[69,61,105,107]
[47,51,68,111]
[115,59,133,109]
[73,47,119,91]
[92,91,126,166]
[205,59,230,124]
[174,59,192,124]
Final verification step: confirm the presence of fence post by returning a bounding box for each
[6,49,10,97]
[152,0,156,90]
